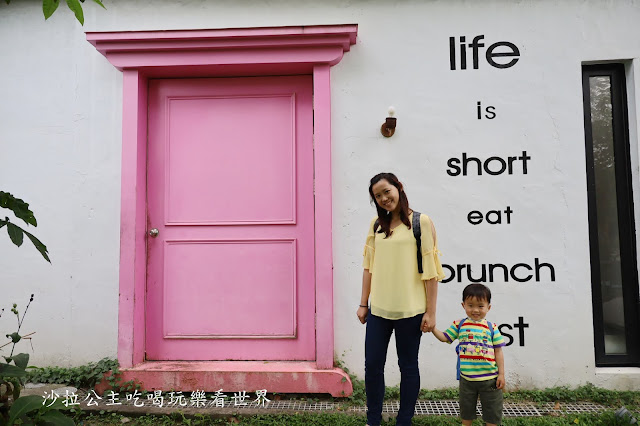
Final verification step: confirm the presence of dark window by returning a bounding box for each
[583,63,640,366]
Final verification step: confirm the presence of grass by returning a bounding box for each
[504,384,640,408]
[337,360,636,411]
[343,372,639,411]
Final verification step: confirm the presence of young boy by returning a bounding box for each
[431,283,505,426]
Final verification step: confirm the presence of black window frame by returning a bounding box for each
[582,63,640,367]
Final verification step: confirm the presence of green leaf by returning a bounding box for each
[39,410,75,426]
[91,0,106,9]
[5,0,10,5]
[42,398,68,411]
[0,192,37,227]
[10,378,20,400]
[43,0,60,20]
[65,0,83,25]
[12,354,29,370]
[7,222,24,247]
[7,332,21,344]
[23,229,50,263]
[8,395,44,424]
[0,363,26,378]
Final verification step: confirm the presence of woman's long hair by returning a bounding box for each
[368,172,412,238]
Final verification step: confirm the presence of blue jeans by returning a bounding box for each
[365,311,423,426]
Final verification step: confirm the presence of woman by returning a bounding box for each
[358,172,445,426]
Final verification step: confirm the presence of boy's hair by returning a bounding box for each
[462,283,491,303]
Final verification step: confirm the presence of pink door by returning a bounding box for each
[145,76,315,361]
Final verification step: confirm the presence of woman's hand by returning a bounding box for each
[357,306,368,324]
[421,312,435,333]
[423,278,438,333]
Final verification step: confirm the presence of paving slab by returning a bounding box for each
[20,383,74,397]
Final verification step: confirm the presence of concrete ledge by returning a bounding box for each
[97,361,353,397]
[595,367,640,375]
[593,367,640,390]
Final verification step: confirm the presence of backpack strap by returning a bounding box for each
[412,211,422,274]
[373,211,423,274]
[487,321,494,340]
[455,317,467,381]
[456,317,467,334]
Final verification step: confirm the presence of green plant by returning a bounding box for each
[0,295,74,425]
[1,296,34,419]
[333,358,366,406]
[334,353,640,417]
[25,357,145,406]
[504,383,640,409]
[104,362,142,394]
[0,192,49,262]
[335,352,639,412]
[26,358,145,397]
[27,358,119,389]
[418,388,459,400]
[2,0,106,26]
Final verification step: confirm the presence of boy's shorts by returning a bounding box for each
[459,377,503,424]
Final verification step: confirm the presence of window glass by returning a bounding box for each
[589,76,627,355]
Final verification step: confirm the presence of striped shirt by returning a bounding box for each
[444,318,505,381]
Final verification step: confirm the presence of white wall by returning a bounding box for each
[1,0,639,390]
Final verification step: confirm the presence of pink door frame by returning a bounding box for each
[87,25,357,396]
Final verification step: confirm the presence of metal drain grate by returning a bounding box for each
[502,403,542,417]
[348,402,399,413]
[49,389,610,417]
[381,401,400,413]
[352,400,545,417]
[414,400,460,416]
[261,401,336,411]
[540,402,606,414]
[269,400,603,416]
[348,405,366,412]
[348,401,400,413]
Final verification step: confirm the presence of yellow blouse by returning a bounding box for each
[362,212,445,320]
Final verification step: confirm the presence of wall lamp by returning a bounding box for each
[380,106,396,137]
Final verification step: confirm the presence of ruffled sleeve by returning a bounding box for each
[362,217,377,271]
[420,214,446,281]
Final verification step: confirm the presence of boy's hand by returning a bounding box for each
[496,374,505,389]
[430,326,450,342]
[494,347,505,389]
